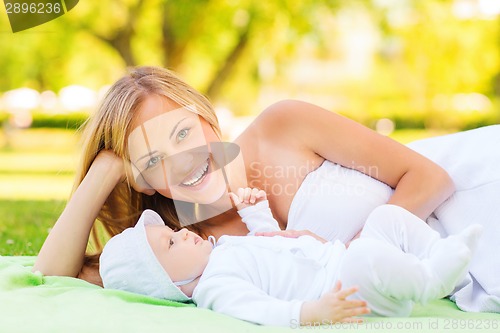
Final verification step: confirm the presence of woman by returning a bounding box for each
[33,66,499,312]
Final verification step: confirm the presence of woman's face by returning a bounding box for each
[127,95,227,205]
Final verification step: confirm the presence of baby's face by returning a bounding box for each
[145,225,213,283]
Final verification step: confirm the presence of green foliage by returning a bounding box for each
[0,1,499,128]
[0,112,7,124]
[0,112,88,130]
[344,108,499,132]
[30,112,88,130]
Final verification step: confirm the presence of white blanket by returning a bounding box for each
[407,125,500,312]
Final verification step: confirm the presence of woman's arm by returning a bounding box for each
[259,100,455,220]
[32,151,124,277]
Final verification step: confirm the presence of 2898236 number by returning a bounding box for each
[443,319,499,330]
[5,2,62,14]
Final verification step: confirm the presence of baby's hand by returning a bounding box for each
[229,187,267,210]
[300,281,370,325]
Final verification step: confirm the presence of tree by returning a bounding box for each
[60,0,341,101]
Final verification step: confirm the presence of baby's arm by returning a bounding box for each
[195,275,368,326]
[194,274,302,326]
[229,187,281,235]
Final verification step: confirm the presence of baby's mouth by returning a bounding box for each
[180,159,209,187]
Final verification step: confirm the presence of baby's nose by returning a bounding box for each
[176,228,189,240]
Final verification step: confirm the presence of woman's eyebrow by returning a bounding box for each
[169,117,189,139]
[136,150,158,164]
[134,117,190,163]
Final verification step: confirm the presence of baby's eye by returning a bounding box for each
[146,155,162,169]
[177,128,189,142]
[169,239,174,247]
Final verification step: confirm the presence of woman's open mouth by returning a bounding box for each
[180,159,209,187]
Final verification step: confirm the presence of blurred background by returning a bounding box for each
[1,0,499,255]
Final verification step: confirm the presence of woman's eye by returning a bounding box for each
[177,128,189,142]
[146,156,161,169]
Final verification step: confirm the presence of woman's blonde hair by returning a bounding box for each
[75,66,221,266]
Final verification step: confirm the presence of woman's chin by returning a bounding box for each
[187,184,227,205]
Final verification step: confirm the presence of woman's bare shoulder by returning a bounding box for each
[254,99,321,125]
[235,100,322,163]
[235,100,327,169]
[245,100,326,142]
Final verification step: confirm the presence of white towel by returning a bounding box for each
[407,125,500,312]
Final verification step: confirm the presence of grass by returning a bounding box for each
[0,126,454,256]
[0,200,66,256]
[0,128,79,255]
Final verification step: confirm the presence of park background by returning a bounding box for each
[0,0,499,255]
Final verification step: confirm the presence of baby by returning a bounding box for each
[99,188,482,327]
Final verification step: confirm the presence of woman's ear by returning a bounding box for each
[124,160,156,196]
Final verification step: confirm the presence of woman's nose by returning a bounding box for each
[170,152,194,175]
[164,152,195,185]
[167,146,210,184]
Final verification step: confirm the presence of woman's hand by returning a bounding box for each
[94,150,126,183]
[300,281,370,325]
[255,229,328,244]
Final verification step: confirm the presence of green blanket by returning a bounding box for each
[1,256,499,333]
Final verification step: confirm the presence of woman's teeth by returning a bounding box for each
[182,161,209,186]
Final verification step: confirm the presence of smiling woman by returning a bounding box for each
[33,66,246,282]
[33,66,500,315]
